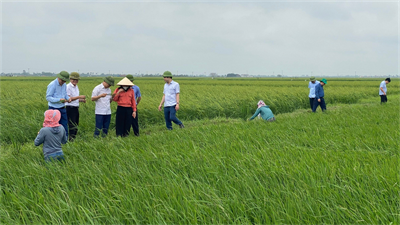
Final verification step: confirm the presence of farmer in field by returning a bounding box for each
[34,110,67,162]
[46,71,71,138]
[248,100,276,122]
[113,77,137,137]
[158,71,184,130]
[126,74,141,136]
[308,77,319,110]
[379,78,391,104]
[91,77,114,137]
[312,78,327,112]
[65,72,86,141]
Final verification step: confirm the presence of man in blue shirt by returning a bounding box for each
[46,71,71,138]
[126,75,142,136]
[313,78,327,112]
[308,77,319,110]
[158,71,184,130]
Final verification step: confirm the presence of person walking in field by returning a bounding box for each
[34,110,67,162]
[113,77,137,137]
[312,78,327,112]
[126,74,142,136]
[158,71,184,130]
[46,71,71,138]
[91,77,114,137]
[248,100,276,122]
[65,72,86,141]
[379,78,391,104]
[308,77,319,110]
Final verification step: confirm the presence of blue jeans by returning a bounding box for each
[94,114,111,137]
[49,106,68,138]
[312,97,326,112]
[164,105,182,130]
[45,152,65,162]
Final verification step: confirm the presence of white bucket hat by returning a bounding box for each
[117,77,134,86]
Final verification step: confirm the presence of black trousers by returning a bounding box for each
[131,110,139,136]
[380,95,387,103]
[66,106,79,140]
[116,106,133,137]
[309,98,315,110]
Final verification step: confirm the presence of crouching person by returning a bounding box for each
[248,100,276,122]
[34,110,67,162]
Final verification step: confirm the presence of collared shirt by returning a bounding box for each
[379,81,387,95]
[163,80,180,107]
[131,85,142,105]
[113,88,137,111]
[46,78,70,108]
[308,80,319,98]
[65,83,80,107]
[92,83,112,115]
[314,83,324,99]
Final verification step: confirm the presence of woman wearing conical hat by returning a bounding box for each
[113,77,137,137]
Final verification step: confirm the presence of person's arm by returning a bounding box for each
[249,108,262,121]
[308,82,311,89]
[380,87,386,95]
[175,93,180,110]
[70,95,86,101]
[136,87,142,105]
[46,84,62,103]
[91,88,103,101]
[61,127,67,144]
[112,88,124,101]
[136,96,142,105]
[315,85,320,100]
[158,95,165,111]
[34,129,45,146]
[131,89,137,115]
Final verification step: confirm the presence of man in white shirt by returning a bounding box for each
[379,78,391,104]
[65,72,86,141]
[308,77,319,110]
[91,77,114,137]
[158,71,184,130]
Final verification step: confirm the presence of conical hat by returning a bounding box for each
[117,77,134,86]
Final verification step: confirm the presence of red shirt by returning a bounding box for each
[113,88,137,111]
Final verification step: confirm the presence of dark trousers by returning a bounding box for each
[312,97,326,112]
[66,106,79,140]
[94,114,111,137]
[380,95,387,103]
[116,106,133,137]
[164,105,182,130]
[131,110,139,136]
[49,106,68,138]
[309,98,315,110]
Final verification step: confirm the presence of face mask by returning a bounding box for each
[122,86,129,91]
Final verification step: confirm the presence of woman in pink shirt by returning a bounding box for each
[113,77,136,137]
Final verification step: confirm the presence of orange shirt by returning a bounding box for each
[113,88,137,111]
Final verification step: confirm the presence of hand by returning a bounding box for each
[132,112,136,118]
[383,93,386,96]
[79,95,86,99]
[37,131,40,134]
[100,93,107,98]
[158,105,162,111]
[117,88,124,94]
[318,99,321,102]
[80,99,86,103]
[60,98,66,103]
[67,98,72,103]
[175,104,180,111]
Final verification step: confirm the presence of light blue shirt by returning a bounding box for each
[308,81,319,98]
[46,78,70,108]
[131,85,142,105]
[163,80,180,107]
[379,81,387,95]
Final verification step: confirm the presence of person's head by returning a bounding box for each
[320,78,327,86]
[117,77,134,91]
[43,110,61,128]
[126,74,134,82]
[385,78,391,84]
[257,100,266,108]
[310,77,316,84]
[162,71,173,83]
[69,72,80,86]
[103,76,114,88]
[57,71,69,85]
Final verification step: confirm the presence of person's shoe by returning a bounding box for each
[179,124,185,128]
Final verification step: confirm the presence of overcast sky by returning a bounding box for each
[2,1,398,76]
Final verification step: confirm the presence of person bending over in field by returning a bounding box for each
[113,77,137,137]
[248,100,276,122]
[65,72,86,141]
[379,78,391,104]
[91,77,114,137]
[313,78,327,112]
[35,110,67,162]
[158,71,185,130]
[46,71,71,138]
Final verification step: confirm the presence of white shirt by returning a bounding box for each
[163,80,180,107]
[65,83,80,107]
[92,83,112,115]
[308,80,319,98]
[379,81,387,95]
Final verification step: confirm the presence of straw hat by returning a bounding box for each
[117,77,134,86]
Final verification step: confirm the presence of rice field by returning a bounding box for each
[0,77,399,223]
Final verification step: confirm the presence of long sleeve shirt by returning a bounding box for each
[249,106,274,121]
[314,83,324,99]
[113,88,137,111]
[46,79,70,108]
[308,81,319,98]
[34,126,67,158]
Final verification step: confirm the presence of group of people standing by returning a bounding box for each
[35,70,183,162]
